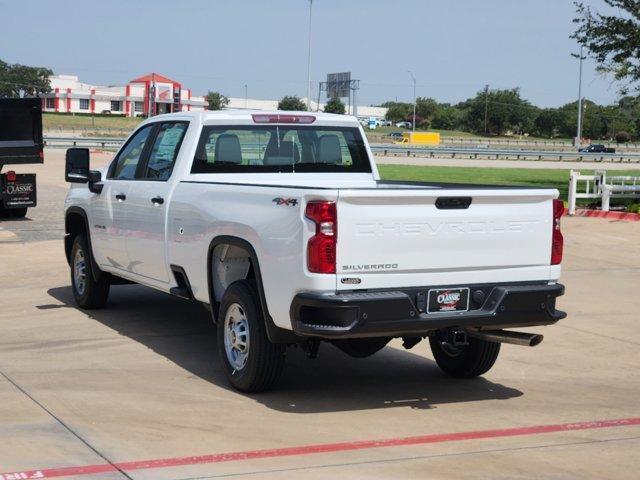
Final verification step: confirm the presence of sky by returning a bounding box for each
[0,0,622,107]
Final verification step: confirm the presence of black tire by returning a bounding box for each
[217,279,286,392]
[332,337,391,358]
[70,234,110,309]
[429,333,500,378]
[8,208,27,218]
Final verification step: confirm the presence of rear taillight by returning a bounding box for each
[551,199,564,265]
[5,170,16,182]
[305,201,337,274]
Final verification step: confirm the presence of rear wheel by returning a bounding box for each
[217,280,286,392]
[0,207,27,218]
[429,332,500,378]
[70,234,110,309]
[8,207,28,218]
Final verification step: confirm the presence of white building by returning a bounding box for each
[43,73,207,117]
[43,72,388,120]
[226,97,388,119]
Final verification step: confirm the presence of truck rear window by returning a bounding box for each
[191,125,371,173]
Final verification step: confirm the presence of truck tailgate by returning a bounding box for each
[336,187,557,290]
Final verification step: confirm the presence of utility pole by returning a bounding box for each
[306,0,313,111]
[572,45,586,146]
[407,70,416,133]
[483,84,489,135]
[244,84,248,109]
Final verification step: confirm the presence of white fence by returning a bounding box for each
[568,170,640,214]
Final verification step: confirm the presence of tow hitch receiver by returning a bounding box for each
[442,329,468,348]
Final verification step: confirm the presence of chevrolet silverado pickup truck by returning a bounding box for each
[64,110,566,392]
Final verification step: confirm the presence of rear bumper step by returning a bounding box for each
[290,283,566,339]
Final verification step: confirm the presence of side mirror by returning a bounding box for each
[65,148,103,193]
[65,148,91,183]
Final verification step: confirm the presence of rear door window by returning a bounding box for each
[143,122,189,180]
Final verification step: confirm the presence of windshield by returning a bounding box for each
[191,125,371,173]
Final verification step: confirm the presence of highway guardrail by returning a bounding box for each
[43,136,640,163]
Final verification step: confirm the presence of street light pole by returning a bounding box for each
[573,45,586,146]
[407,70,416,133]
[306,0,313,111]
[244,84,248,109]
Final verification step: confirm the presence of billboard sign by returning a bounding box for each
[326,72,351,99]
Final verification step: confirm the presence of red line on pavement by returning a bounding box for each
[3,417,639,479]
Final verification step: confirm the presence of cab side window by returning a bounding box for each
[144,122,189,180]
[109,125,153,180]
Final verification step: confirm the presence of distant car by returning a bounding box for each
[578,144,615,154]
[395,121,412,129]
[387,132,404,140]
[378,119,392,127]
[101,110,112,115]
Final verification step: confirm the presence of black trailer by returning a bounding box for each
[0,97,43,218]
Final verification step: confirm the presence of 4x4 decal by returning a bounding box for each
[272,197,298,206]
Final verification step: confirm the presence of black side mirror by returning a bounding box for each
[65,148,91,183]
[65,148,103,193]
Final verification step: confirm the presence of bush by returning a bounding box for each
[278,96,307,111]
[405,114,424,126]
[627,203,640,213]
[615,131,631,143]
[324,97,345,114]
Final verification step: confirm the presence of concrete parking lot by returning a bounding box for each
[0,150,639,479]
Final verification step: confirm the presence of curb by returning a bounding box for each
[566,208,640,222]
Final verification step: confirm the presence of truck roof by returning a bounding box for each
[146,109,361,127]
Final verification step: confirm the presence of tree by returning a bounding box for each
[557,100,608,139]
[0,59,52,98]
[206,91,229,110]
[382,102,412,122]
[278,95,306,111]
[572,1,640,93]
[405,114,424,127]
[533,108,565,138]
[415,97,440,123]
[323,97,345,114]
[431,106,462,130]
[460,88,537,135]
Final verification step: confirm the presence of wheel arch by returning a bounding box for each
[206,235,300,344]
[65,206,102,282]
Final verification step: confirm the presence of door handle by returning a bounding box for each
[151,196,164,205]
[115,193,126,201]
[435,197,472,209]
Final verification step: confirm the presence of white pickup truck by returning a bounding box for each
[64,111,566,392]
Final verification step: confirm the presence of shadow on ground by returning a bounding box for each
[45,284,522,413]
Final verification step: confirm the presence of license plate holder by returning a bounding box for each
[427,287,470,314]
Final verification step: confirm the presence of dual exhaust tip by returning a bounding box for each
[467,329,544,347]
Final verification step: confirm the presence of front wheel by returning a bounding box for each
[217,280,286,392]
[429,332,500,378]
[70,234,110,309]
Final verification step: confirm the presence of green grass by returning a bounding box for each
[43,113,143,132]
[378,164,640,202]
